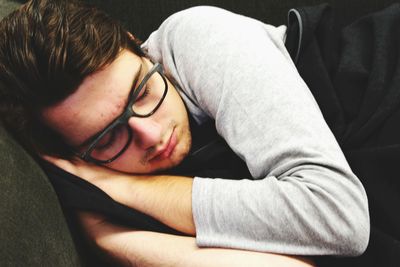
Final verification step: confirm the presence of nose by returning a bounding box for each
[128,116,162,149]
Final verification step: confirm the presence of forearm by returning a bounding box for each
[78,212,314,267]
[98,167,368,256]
[95,172,195,235]
[112,231,314,267]
[192,166,369,255]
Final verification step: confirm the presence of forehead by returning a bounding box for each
[42,50,143,146]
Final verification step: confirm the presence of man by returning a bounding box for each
[0,0,369,266]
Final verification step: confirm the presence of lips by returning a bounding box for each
[150,128,177,162]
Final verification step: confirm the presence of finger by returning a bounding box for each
[41,154,76,173]
[40,154,59,163]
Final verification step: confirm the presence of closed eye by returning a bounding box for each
[94,128,118,151]
[135,87,151,102]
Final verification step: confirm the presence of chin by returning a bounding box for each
[151,141,191,174]
[112,150,188,174]
[149,151,188,174]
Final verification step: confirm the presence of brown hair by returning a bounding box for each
[0,0,144,159]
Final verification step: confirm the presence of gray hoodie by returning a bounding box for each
[142,6,369,256]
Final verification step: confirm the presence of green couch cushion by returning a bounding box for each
[0,125,83,266]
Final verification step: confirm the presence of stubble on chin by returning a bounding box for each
[139,147,155,166]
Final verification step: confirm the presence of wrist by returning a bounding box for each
[127,175,196,234]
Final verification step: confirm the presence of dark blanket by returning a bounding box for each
[285,3,400,266]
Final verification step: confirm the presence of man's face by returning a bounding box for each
[42,49,192,174]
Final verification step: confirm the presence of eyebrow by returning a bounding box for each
[76,62,143,149]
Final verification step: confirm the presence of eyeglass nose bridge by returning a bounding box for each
[120,105,136,122]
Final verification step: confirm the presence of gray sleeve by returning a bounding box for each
[143,6,370,256]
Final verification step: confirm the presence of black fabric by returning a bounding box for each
[166,118,252,179]
[82,0,400,42]
[285,3,400,266]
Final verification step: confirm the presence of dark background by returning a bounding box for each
[2,0,399,41]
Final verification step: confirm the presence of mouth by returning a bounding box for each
[149,127,177,162]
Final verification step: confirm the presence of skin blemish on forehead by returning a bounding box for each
[104,97,128,119]
[116,102,124,110]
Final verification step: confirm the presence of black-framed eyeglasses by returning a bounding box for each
[77,63,168,164]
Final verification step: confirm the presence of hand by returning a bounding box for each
[42,155,113,181]
[41,155,130,197]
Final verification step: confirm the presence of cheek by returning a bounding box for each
[165,87,188,118]
[104,142,145,173]
[150,90,179,122]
